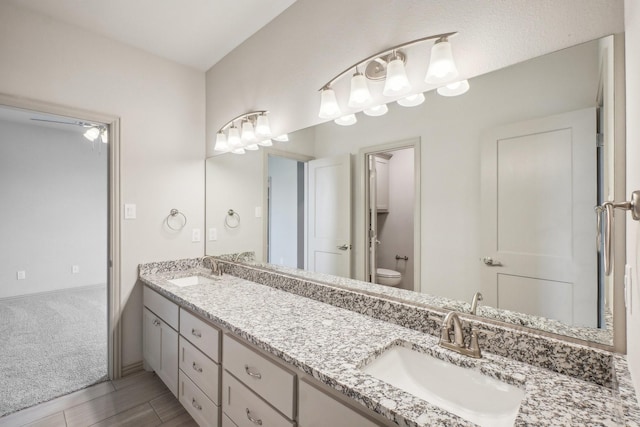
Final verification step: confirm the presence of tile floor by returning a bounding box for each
[0,372,197,427]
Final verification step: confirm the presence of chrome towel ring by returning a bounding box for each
[225,209,240,228]
[166,208,187,231]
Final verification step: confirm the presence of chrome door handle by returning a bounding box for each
[481,257,502,266]
[337,244,351,251]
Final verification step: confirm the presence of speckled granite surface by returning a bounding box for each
[139,264,640,427]
[237,257,613,346]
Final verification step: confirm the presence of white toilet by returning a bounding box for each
[376,268,402,287]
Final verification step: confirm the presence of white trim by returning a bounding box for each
[0,93,123,378]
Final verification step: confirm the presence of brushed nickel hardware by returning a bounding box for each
[337,244,352,251]
[596,190,640,276]
[244,365,262,379]
[225,209,241,228]
[203,255,224,276]
[152,319,160,326]
[395,255,409,260]
[481,256,502,266]
[165,208,187,231]
[246,408,263,425]
[439,311,487,358]
[192,362,202,373]
[470,292,483,315]
[191,329,202,338]
[191,398,202,410]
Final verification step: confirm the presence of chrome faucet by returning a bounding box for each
[470,291,483,315]
[202,256,223,276]
[439,311,484,358]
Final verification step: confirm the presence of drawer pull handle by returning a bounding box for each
[246,408,263,425]
[244,365,262,379]
[191,328,202,338]
[153,319,160,326]
[192,398,202,411]
[192,362,203,373]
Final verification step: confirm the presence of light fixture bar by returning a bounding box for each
[318,31,457,91]
[217,110,268,133]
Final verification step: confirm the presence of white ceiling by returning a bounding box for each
[8,0,299,71]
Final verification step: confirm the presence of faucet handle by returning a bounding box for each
[469,327,496,358]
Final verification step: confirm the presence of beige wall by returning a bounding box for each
[0,2,206,367]
[625,0,640,398]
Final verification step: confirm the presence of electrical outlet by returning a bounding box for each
[17,271,25,280]
[255,206,262,218]
[72,265,80,274]
[209,228,217,241]
[124,204,136,219]
[192,228,201,242]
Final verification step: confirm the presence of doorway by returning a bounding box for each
[362,139,421,292]
[0,96,120,415]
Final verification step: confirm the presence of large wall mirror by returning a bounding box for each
[206,35,625,348]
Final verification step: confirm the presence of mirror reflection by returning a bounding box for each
[206,36,621,346]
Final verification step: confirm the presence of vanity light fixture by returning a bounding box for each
[334,114,358,126]
[83,125,108,143]
[214,111,279,155]
[436,79,470,97]
[273,134,289,142]
[318,31,461,124]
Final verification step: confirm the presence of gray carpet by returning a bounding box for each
[0,285,108,416]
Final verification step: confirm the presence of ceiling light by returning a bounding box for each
[83,127,100,141]
[258,139,273,147]
[318,87,341,119]
[348,71,372,108]
[334,114,358,126]
[397,93,426,107]
[437,79,470,97]
[214,132,229,151]
[383,51,411,97]
[363,104,389,117]
[255,114,272,138]
[273,134,289,142]
[425,37,459,84]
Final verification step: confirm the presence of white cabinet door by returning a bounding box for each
[299,380,379,427]
[143,307,178,397]
[374,155,389,212]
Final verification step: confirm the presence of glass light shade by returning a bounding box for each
[273,134,289,142]
[255,115,272,138]
[214,132,229,151]
[397,93,426,107]
[245,144,259,151]
[363,104,389,117]
[425,39,459,84]
[231,147,246,154]
[241,121,256,142]
[348,73,372,108]
[100,129,108,143]
[318,87,341,119]
[258,139,273,147]
[334,114,357,126]
[83,127,100,141]
[437,79,470,97]
[383,57,411,97]
[227,126,242,147]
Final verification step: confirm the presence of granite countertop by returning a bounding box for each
[140,266,638,427]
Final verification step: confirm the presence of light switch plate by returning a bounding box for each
[17,271,25,280]
[255,206,262,218]
[209,228,217,241]
[625,264,632,314]
[192,228,201,242]
[124,204,136,219]
[72,265,80,274]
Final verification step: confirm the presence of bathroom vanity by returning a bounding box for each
[140,257,640,426]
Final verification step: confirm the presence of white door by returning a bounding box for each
[480,108,597,327]
[307,154,352,277]
[368,155,378,283]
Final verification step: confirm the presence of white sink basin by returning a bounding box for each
[360,346,525,427]
[168,275,216,287]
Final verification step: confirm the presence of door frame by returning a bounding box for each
[261,148,314,265]
[0,93,122,379]
[359,138,421,292]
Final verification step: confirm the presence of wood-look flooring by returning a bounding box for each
[0,372,197,427]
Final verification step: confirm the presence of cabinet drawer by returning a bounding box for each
[144,286,179,330]
[222,413,239,427]
[179,370,220,427]
[299,379,379,427]
[180,308,221,362]
[222,335,295,419]
[222,371,295,427]
[180,336,220,404]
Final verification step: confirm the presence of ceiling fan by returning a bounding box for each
[29,118,108,143]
